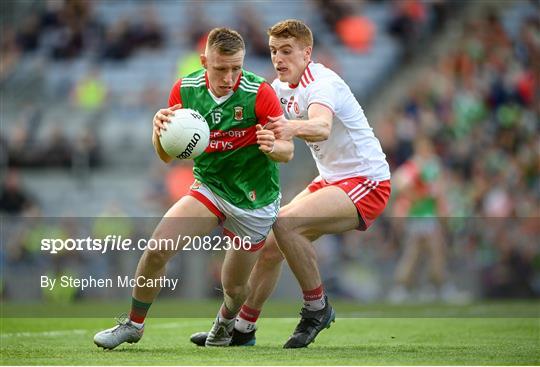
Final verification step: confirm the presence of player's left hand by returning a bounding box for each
[266,115,293,141]
[256,124,275,154]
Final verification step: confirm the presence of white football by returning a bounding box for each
[159,108,210,159]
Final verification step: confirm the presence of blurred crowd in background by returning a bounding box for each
[1,0,538,304]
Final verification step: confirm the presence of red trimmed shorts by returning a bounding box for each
[187,181,280,252]
[308,176,391,230]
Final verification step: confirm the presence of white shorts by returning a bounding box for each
[188,181,280,251]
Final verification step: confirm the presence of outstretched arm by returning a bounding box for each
[266,103,333,142]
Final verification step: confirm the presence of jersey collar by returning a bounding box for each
[288,61,314,89]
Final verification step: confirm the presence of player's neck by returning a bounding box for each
[289,61,312,87]
[291,74,302,86]
[208,88,233,104]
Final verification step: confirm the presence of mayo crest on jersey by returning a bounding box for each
[272,62,390,182]
[180,69,280,209]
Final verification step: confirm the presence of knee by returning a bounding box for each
[273,207,303,234]
[273,211,320,241]
[258,244,284,267]
[144,250,169,268]
[273,210,294,234]
[223,283,249,302]
[144,249,170,268]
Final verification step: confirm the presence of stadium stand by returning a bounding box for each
[1,0,538,302]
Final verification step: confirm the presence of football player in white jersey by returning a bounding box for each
[191,19,391,349]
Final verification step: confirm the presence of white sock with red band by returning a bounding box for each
[235,304,260,333]
[303,285,326,311]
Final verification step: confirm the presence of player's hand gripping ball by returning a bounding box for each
[159,109,210,159]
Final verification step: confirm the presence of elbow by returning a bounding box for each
[270,151,293,163]
[306,124,331,142]
[161,156,173,164]
[158,152,173,164]
[320,128,330,141]
[320,123,331,140]
[283,150,294,163]
[306,131,330,142]
[271,141,294,162]
[283,142,295,162]
[288,150,294,162]
[153,137,173,163]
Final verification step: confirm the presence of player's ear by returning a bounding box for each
[304,46,312,62]
[200,54,207,69]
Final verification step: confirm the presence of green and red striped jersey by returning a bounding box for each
[167,69,283,209]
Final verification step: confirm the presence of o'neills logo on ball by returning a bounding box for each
[177,133,201,159]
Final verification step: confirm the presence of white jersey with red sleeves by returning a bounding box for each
[271,62,390,182]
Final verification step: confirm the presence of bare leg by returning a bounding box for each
[273,186,359,291]
[221,248,261,314]
[244,231,284,309]
[94,196,219,350]
[244,189,312,309]
[270,186,359,349]
[133,196,218,303]
[205,245,263,346]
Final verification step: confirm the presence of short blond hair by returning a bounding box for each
[267,19,313,47]
[206,27,245,55]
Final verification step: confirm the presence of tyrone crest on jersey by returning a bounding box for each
[234,106,244,121]
[286,96,300,116]
[286,96,294,114]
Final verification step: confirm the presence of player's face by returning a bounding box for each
[201,48,244,97]
[269,36,311,85]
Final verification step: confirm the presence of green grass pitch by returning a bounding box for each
[1,302,539,365]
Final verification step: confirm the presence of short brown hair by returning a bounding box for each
[267,19,313,47]
[206,27,245,55]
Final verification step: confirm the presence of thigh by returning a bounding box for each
[289,188,312,204]
[151,195,220,258]
[264,187,321,241]
[222,196,280,249]
[277,186,360,236]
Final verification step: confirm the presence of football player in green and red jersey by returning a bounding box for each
[93,27,293,349]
